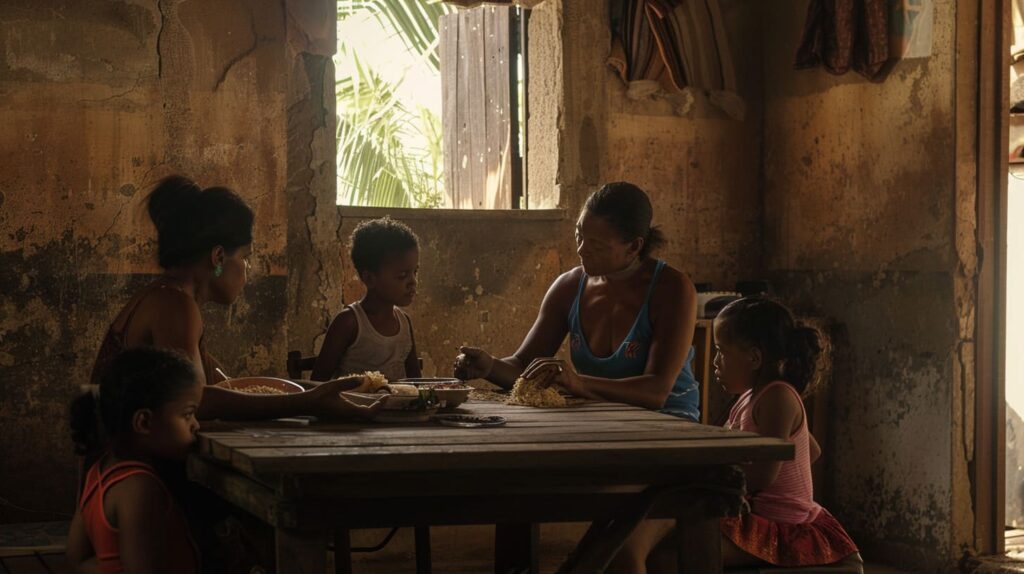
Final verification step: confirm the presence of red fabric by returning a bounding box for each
[721,497,858,566]
[80,458,198,574]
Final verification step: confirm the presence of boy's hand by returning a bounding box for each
[454,346,494,380]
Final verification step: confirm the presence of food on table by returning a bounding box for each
[237,385,287,395]
[387,383,420,396]
[469,388,508,403]
[360,371,389,393]
[508,376,566,408]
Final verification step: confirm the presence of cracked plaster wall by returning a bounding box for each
[760,1,973,569]
[0,0,292,522]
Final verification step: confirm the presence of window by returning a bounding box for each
[335,1,529,209]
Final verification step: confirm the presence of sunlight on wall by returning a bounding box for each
[1009,174,1024,416]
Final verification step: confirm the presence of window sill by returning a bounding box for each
[338,206,567,221]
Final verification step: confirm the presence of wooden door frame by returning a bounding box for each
[972,0,1011,556]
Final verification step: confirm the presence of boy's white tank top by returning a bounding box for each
[334,301,413,382]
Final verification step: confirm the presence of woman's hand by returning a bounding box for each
[305,377,386,420]
[454,346,496,380]
[520,358,594,399]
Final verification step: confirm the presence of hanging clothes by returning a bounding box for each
[608,0,745,119]
[794,0,889,80]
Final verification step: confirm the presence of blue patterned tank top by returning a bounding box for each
[568,260,700,421]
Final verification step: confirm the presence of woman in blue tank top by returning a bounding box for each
[455,182,700,421]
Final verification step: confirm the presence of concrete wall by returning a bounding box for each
[0,0,314,522]
[760,1,969,568]
[0,0,977,569]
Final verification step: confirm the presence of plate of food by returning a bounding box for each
[397,378,472,409]
[214,377,305,395]
[343,382,440,422]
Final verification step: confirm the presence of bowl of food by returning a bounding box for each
[215,377,305,395]
[397,378,472,409]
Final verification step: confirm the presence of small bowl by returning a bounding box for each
[215,377,305,394]
[398,378,472,409]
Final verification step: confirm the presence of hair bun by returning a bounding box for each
[147,175,202,232]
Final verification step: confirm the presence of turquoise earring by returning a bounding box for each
[214,264,223,278]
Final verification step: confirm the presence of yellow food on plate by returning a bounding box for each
[508,377,566,408]
[360,371,389,393]
[387,383,420,396]
[239,385,286,395]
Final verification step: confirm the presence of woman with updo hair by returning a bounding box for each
[455,181,700,421]
[88,175,381,422]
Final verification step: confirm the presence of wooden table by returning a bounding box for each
[188,400,792,574]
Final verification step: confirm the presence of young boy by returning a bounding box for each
[312,217,422,382]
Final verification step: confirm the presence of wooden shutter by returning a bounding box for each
[440,7,513,209]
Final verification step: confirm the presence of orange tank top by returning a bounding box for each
[79,458,198,574]
[726,381,822,524]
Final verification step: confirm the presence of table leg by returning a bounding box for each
[494,522,538,573]
[415,525,432,574]
[676,516,721,574]
[334,529,352,574]
[275,527,326,574]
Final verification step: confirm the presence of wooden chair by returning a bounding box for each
[286,351,317,380]
[286,350,432,574]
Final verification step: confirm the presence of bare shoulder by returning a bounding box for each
[149,285,202,322]
[752,383,803,423]
[324,306,358,345]
[553,266,585,293]
[652,264,696,302]
[544,266,585,307]
[329,307,358,330]
[109,472,168,513]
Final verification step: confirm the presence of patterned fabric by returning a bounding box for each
[608,0,744,119]
[721,508,859,567]
[795,0,890,79]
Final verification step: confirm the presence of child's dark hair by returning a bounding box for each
[349,217,419,274]
[583,182,666,258]
[147,175,254,269]
[70,347,198,455]
[715,298,827,395]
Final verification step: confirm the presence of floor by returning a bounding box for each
[0,520,926,574]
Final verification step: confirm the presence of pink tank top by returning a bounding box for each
[726,381,821,524]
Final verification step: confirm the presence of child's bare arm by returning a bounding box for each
[67,508,96,573]
[116,475,173,574]
[405,316,422,378]
[744,385,803,492]
[311,309,358,381]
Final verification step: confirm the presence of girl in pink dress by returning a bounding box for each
[608,297,861,572]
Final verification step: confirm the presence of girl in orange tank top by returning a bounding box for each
[67,347,202,573]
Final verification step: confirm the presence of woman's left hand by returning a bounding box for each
[521,358,593,399]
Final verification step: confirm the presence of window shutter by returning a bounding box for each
[440,7,513,209]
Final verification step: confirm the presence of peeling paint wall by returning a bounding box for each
[760,1,964,569]
[560,0,764,288]
[0,0,291,522]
